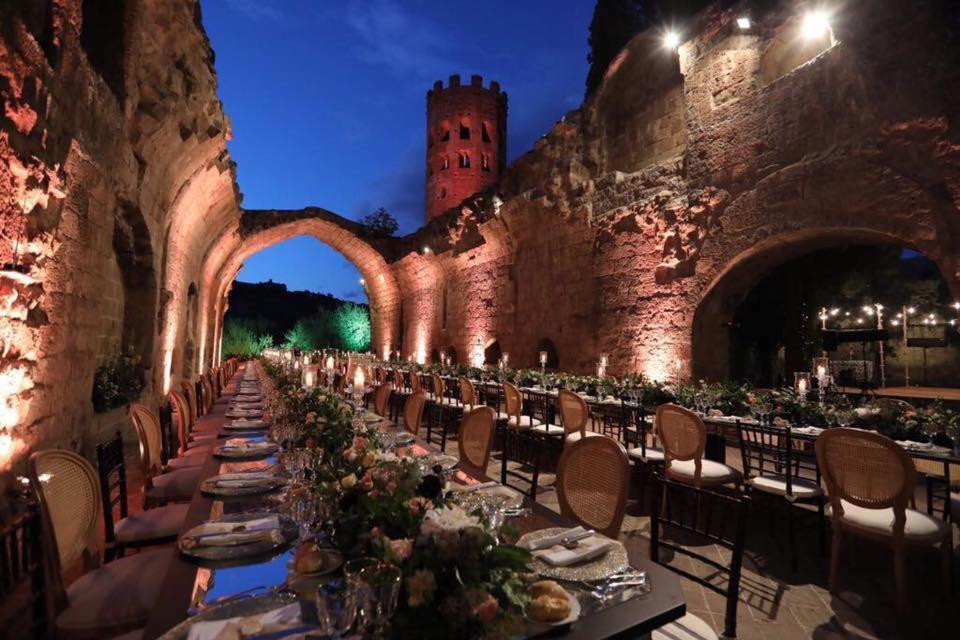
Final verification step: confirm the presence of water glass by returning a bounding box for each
[316,580,357,638]
[359,563,401,636]
[343,558,379,633]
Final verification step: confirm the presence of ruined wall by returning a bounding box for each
[392,0,960,380]
[0,0,238,481]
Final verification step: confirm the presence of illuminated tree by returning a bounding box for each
[333,302,371,351]
[222,320,274,358]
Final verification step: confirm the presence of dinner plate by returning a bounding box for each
[156,594,301,640]
[200,473,287,497]
[394,432,416,446]
[226,411,265,419]
[179,513,298,564]
[518,528,629,582]
[214,442,279,460]
[476,484,525,509]
[424,453,458,471]
[224,420,268,431]
[525,588,581,628]
[291,545,344,577]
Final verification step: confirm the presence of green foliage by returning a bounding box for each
[359,207,399,238]
[221,319,274,359]
[92,353,144,413]
[333,302,371,351]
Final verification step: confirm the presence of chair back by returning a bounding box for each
[657,403,706,466]
[374,366,384,385]
[558,390,588,438]
[409,372,422,393]
[0,499,46,639]
[195,379,206,416]
[403,391,427,435]
[168,390,192,456]
[393,369,404,389]
[737,421,819,497]
[181,380,198,422]
[95,432,128,550]
[28,450,102,587]
[458,377,476,409]
[650,471,750,639]
[129,403,163,478]
[503,382,522,420]
[815,428,915,522]
[458,407,495,470]
[373,384,392,417]
[555,435,629,539]
[431,373,445,399]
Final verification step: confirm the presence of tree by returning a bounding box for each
[333,302,371,352]
[585,0,650,96]
[359,207,399,238]
[222,319,274,359]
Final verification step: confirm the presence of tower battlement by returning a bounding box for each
[425,74,508,222]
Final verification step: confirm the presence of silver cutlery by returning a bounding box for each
[560,529,595,548]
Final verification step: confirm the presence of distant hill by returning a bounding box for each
[225,280,368,343]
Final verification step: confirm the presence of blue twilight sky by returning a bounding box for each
[201,0,594,302]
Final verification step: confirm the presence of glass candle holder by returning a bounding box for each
[794,372,811,397]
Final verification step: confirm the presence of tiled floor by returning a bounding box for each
[440,436,959,640]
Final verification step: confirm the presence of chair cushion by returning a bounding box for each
[951,492,960,525]
[166,455,205,470]
[667,459,740,485]
[531,424,564,436]
[564,430,604,443]
[114,503,189,544]
[828,500,948,542]
[440,397,463,407]
[746,475,823,499]
[651,613,718,640]
[57,549,173,638]
[493,410,510,422]
[146,467,202,502]
[506,415,542,430]
[627,446,665,462]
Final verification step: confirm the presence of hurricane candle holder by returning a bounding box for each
[794,372,811,399]
[812,356,830,405]
[539,350,548,374]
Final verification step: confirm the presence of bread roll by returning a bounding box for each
[527,594,571,622]
[529,580,566,600]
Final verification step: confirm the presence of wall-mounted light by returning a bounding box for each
[422,246,432,255]
[802,9,831,39]
[663,31,681,50]
[359,277,366,286]
[736,17,751,30]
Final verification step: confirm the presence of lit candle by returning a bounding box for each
[816,365,826,380]
[501,353,509,369]
[325,356,335,372]
[539,351,548,365]
[798,378,808,395]
[304,369,315,388]
[354,366,365,390]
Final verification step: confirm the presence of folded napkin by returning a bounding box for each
[534,534,614,567]
[896,440,932,450]
[216,471,274,481]
[520,526,589,552]
[456,480,499,493]
[189,516,280,547]
[187,602,301,640]
[216,478,273,489]
[794,426,825,436]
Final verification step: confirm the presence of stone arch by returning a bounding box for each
[209,210,401,364]
[691,228,956,382]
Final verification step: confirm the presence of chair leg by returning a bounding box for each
[530,464,539,501]
[893,543,908,617]
[500,446,508,485]
[828,529,842,593]
[786,501,798,572]
[942,537,953,596]
[816,499,827,557]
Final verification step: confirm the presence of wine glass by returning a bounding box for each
[359,563,401,637]
[316,580,357,639]
[343,558,380,634]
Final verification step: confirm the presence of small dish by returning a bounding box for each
[525,588,580,628]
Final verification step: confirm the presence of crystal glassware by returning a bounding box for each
[316,580,357,639]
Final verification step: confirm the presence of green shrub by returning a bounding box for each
[92,354,144,413]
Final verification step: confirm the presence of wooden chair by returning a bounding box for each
[129,404,203,508]
[180,380,199,424]
[650,471,750,640]
[555,435,630,539]
[29,449,173,639]
[816,428,952,615]
[657,404,739,488]
[96,432,188,560]
[0,499,45,640]
[557,389,604,445]
[427,373,463,449]
[401,391,426,436]
[737,421,825,570]
[458,407,496,471]
[503,382,541,429]
[169,390,215,456]
[458,377,477,411]
[372,383,392,418]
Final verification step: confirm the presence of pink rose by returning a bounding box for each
[360,471,374,491]
[387,537,413,561]
[472,593,499,623]
[385,481,397,493]
[406,497,432,515]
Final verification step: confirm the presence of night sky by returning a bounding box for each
[201,0,594,302]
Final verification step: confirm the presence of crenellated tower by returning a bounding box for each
[425,74,507,222]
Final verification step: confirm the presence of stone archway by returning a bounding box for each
[691,228,957,381]
[203,208,402,368]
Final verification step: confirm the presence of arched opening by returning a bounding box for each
[484,340,502,366]
[430,348,441,364]
[447,346,459,364]
[535,338,559,370]
[693,235,958,388]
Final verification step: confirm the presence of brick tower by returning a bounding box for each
[425,74,507,222]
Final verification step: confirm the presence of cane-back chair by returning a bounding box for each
[402,391,427,436]
[458,407,496,470]
[129,404,202,507]
[555,435,630,539]
[372,383,392,418]
[657,404,739,488]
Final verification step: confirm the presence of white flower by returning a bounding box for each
[340,473,357,489]
[420,504,482,536]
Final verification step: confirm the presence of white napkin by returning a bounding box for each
[534,535,614,567]
[455,480,499,493]
[215,471,273,481]
[896,440,932,450]
[520,526,589,552]
[186,602,301,640]
[219,441,274,455]
[190,516,280,546]
[794,426,825,436]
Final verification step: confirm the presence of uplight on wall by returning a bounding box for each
[802,9,831,40]
[663,31,681,50]
[736,17,751,30]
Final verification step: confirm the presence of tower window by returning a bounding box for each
[459,121,471,139]
[441,156,450,170]
[458,152,470,169]
[481,154,491,172]
[481,122,492,143]
[440,128,450,142]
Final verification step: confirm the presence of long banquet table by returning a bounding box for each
[143,371,686,639]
